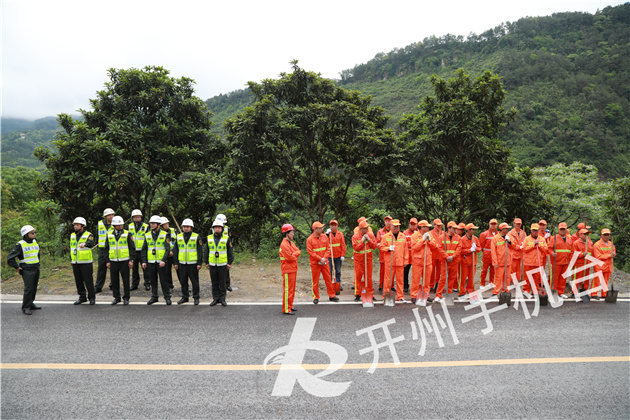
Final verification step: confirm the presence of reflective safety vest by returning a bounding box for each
[207,234,228,266]
[129,222,148,249]
[145,231,167,263]
[98,220,114,248]
[108,230,130,262]
[177,233,199,264]
[70,231,93,264]
[19,240,39,264]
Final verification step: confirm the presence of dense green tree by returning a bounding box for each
[391,69,517,222]
[35,66,226,234]
[607,170,630,270]
[225,61,396,229]
[1,166,40,210]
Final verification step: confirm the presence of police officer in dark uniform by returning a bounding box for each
[70,217,96,305]
[173,218,203,305]
[204,219,234,306]
[7,225,41,315]
[95,208,115,293]
[105,216,136,305]
[142,215,172,305]
[128,209,149,291]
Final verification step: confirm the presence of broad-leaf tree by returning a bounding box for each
[225,61,396,228]
[35,66,226,233]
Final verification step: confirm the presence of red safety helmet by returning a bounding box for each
[281,223,294,233]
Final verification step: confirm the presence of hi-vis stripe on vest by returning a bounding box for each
[145,231,167,263]
[177,233,199,264]
[207,235,228,266]
[70,231,93,264]
[129,223,148,249]
[18,240,39,264]
[98,220,114,248]
[108,230,130,262]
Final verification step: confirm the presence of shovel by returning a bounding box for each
[443,233,454,306]
[605,246,618,303]
[384,238,396,307]
[536,242,548,306]
[550,229,560,302]
[580,237,591,303]
[417,242,429,306]
[498,238,512,306]
[361,242,374,308]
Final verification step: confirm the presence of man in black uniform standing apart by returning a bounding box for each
[7,225,41,315]
[204,219,234,306]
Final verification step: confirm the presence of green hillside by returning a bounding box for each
[207,4,630,178]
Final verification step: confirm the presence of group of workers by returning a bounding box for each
[7,209,234,314]
[278,216,617,314]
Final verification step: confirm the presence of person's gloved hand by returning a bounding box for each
[423,233,431,241]
[389,245,395,251]
[471,243,476,252]
[340,257,345,262]
[326,228,331,234]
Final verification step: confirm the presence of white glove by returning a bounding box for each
[326,228,331,234]
[389,245,395,251]
[423,233,430,241]
[340,257,345,262]
[471,243,477,252]
[363,234,370,242]
[506,236,511,244]
[544,232,550,239]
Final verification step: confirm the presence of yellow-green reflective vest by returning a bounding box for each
[207,235,228,266]
[98,220,114,248]
[145,231,167,263]
[128,222,148,249]
[108,230,130,261]
[177,233,199,264]
[18,240,39,264]
[70,231,93,264]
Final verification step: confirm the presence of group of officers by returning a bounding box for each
[278,216,617,314]
[7,208,234,315]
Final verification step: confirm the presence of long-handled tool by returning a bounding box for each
[550,228,559,302]
[605,241,617,303]
[417,241,429,306]
[384,236,396,307]
[470,243,479,304]
[580,236,591,303]
[536,239,548,306]
[499,237,512,306]
[330,230,340,295]
[362,241,374,308]
[444,232,454,306]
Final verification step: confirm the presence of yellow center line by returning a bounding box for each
[1,356,628,371]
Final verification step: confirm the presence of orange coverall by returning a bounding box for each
[437,233,461,298]
[379,231,409,300]
[279,237,301,313]
[479,229,497,286]
[491,234,520,295]
[459,234,480,295]
[306,232,334,300]
[548,234,573,294]
[572,238,593,291]
[376,227,389,289]
[508,228,526,282]
[410,232,440,299]
[352,231,377,297]
[522,235,549,293]
[592,239,616,297]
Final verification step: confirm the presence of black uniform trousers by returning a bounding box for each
[110,261,130,300]
[165,257,175,289]
[73,263,95,300]
[21,266,40,310]
[131,251,148,289]
[95,248,108,290]
[178,264,200,299]
[209,265,228,300]
[146,263,171,299]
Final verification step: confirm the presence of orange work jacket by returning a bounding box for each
[279,238,301,273]
[379,231,409,267]
[352,231,377,265]
[306,233,330,265]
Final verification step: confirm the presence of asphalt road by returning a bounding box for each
[2,297,629,419]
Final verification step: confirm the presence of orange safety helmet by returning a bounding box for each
[281,224,294,233]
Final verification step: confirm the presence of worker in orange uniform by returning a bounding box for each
[429,219,444,292]
[379,219,409,302]
[509,218,526,282]
[435,221,461,302]
[548,222,573,298]
[410,220,439,303]
[571,228,593,295]
[402,218,418,293]
[279,224,301,315]
[592,228,616,299]
[521,223,549,294]
[479,219,498,287]
[306,221,338,304]
[327,220,346,294]
[491,222,520,296]
[572,222,590,242]
[352,220,378,301]
[354,217,373,235]
[459,223,480,298]
[376,216,392,292]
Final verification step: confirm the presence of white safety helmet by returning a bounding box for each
[103,208,115,217]
[73,217,87,226]
[111,216,125,226]
[182,218,194,227]
[212,219,224,228]
[149,215,162,224]
[131,209,142,217]
[217,213,227,223]
[161,217,169,225]
[20,225,35,236]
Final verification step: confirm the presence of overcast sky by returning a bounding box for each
[1,0,625,120]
